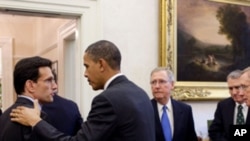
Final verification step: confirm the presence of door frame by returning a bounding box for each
[0,0,101,116]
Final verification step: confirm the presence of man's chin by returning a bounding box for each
[91,85,103,91]
[246,102,250,106]
[40,99,54,104]
[154,94,164,99]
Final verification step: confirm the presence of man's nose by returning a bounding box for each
[53,82,58,90]
[238,88,245,96]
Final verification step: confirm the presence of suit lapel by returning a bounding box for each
[227,98,235,125]
[171,99,182,138]
[151,99,165,141]
[151,99,162,128]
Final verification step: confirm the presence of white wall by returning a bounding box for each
[186,101,218,138]
[99,0,220,137]
[101,0,158,96]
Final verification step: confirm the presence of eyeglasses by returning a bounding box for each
[239,84,250,90]
[228,86,241,91]
[150,79,168,86]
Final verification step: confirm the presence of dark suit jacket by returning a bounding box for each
[0,109,2,116]
[0,97,47,141]
[42,94,83,135]
[208,97,250,141]
[32,75,156,141]
[151,98,198,141]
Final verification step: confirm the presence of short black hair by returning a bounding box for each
[85,40,121,70]
[14,56,52,95]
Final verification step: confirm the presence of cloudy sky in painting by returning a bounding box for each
[177,0,250,45]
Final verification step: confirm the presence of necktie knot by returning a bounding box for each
[163,105,167,111]
[238,105,243,110]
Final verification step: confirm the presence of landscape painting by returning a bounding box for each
[177,0,250,82]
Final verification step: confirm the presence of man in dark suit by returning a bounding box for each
[150,67,197,141]
[209,70,250,141]
[42,70,83,136]
[240,67,250,106]
[11,40,156,141]
[0,56,57,141]
[42,94,83,136]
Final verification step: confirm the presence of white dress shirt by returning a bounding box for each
[234,102,248,124]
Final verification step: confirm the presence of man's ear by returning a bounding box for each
[170,81,175,90]
[99,58,107,72]
[25,80,35,93]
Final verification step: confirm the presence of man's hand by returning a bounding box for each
[10,99,42,127]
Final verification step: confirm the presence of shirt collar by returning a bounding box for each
[236,102,247,107]
[104,73,123,90]
[166,99,172,111]
[157,98,172,112]
[18,95,42,110]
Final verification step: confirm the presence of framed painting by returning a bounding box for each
[160,0,250,100]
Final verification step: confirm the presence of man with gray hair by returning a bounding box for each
[240,67,250,107]
[150,67,197,141]
[209,69,250,141]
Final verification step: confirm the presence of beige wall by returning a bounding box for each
[35,18,71,55]
[0,14,36,57]
[0,14,71,62]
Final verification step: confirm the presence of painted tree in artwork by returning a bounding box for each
[216,4,250,68]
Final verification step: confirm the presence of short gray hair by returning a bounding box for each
[150,67,175,82]
[227,69,242,80]
[242,67,250,79]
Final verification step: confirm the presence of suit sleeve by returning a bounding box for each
[208,102,227,141]
[72,103,84,135]
[33,94,117,141]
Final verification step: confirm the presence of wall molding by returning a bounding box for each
[0,37,14,110]
[38,43,57,56]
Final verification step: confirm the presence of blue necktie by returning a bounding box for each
[161,105,172,141]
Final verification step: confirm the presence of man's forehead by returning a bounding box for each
[240,72,249,79]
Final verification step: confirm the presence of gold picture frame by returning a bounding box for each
[160,0,250,100]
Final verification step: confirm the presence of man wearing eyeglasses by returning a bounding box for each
[240,67,250,107]
[209,69,250,141]
[0,56,58,141]
[150,67,198,141]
